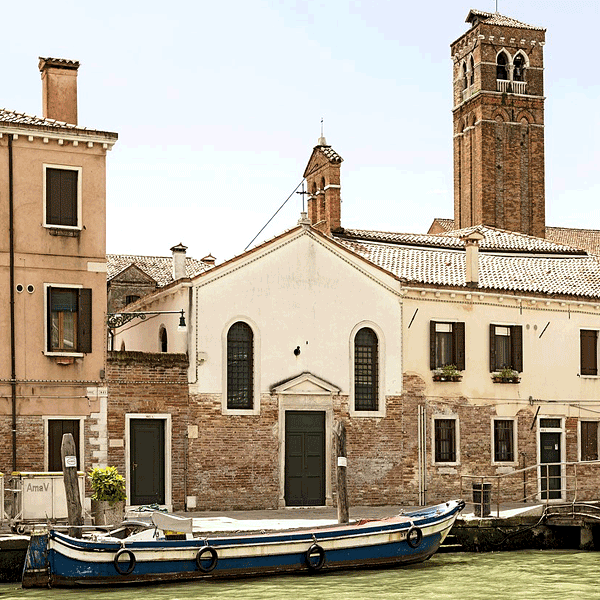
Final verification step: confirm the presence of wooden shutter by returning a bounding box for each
[47,286,53,352]
[430,321,437,370]
[581,422,598,461]
[511,325,523,372]
[581,330,598,376]
[78,288,92,353]
[48,420,80,471]
[46,168,77,226]
[454,322,466,371]
[489,324,497,372]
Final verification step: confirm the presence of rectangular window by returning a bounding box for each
[44,166,80,228]
[430,321,465,370]
[47,286,92,353]
[580,330,598,376]
[493,419,515,462]
[434,418,457,463]
[581,421,598,461]
[490,324,523,372]
[48,419,81,471]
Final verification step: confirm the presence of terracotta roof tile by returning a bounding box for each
[466,9,545,31]
[106,254,213,286]
[336,238,600,299]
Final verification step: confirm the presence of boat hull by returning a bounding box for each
[22,500,463,588]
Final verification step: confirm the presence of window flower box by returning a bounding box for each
[492,368,520,384]
[433,366,463,382]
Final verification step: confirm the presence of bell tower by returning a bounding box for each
[451,10,546,238]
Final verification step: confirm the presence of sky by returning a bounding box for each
[3,0,599,263]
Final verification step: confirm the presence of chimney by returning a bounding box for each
[38,57,80,125]
[170,243,188,280]
[201,253,216,266]
[461,230,485,287]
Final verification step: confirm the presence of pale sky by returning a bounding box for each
[3,0,599,263]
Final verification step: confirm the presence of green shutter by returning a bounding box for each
[78,288,92,353]
[511,326,523,372]
[430,321,437,370]
[454,322,466,371]
[489,324,497,372]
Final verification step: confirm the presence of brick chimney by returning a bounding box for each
[171,243,188,280]
[38,57,80,125]
[461,230,485,287]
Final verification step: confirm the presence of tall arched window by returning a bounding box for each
[469,56,475,86]
[159,326,168,352]
[496,52,509,80]
[513,53,525,81]
[354,327,378,411]
[227,322,254,409]
[462,62,468,90]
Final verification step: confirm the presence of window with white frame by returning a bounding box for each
[44,165,82,228]
[46,286,92,353]
[354,327,379,411]
[226,321,254,410]
[490,324,523,372]
[434,417,458,463]
[430,321,465,370]
[493,418,516,463]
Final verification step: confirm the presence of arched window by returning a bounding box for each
[320,176,326,190]
[354,327,378,411]
[462,62,468,90]
[469,56,475,86]
[159,326,168,352]
[496,52,509,80]
[513,53,525,81]
[227,322,254,409]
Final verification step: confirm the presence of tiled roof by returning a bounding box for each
[466,9,545,31]
[318,145,343,163]
[428,219,600,255]
[106,254,213,286]
[338,226,584,255]
[0,108,118,138]
[336,238,600,299]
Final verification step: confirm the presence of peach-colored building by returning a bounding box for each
[0,58,117,482]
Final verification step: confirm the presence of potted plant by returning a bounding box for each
[492,367,520,383]
[89,466,126,527]
[433,364,462,382]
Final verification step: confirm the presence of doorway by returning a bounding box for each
[129,418,165,506]
[284,411,325,506]
[539,418,563,500]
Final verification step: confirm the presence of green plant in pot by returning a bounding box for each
[89,466,126,527]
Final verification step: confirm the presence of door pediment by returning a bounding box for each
[272,372,340,396]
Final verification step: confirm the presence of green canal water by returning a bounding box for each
[1,550,597,600]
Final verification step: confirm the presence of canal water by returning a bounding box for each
[2,550,597,600]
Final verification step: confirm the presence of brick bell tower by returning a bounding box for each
[303,135,343,235]
[452,10,546,238]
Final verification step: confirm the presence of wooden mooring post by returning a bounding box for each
[61,433,83,538]
[334,420,349,524]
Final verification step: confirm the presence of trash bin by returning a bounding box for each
[472,482,491,517]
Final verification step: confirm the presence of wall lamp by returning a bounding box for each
[107,309,187,332]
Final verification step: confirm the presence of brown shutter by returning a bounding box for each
[46,169,61,224]
[511,325,523,372]
[430,321,437,370]
[454,322,465,371]
[489,324,497,372]
[581,330,598,376]
[60,169,78,226]
[47,286,53,352]
[78,288,92,353]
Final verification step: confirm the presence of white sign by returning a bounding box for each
[337,456,347,467]
[64,456,77,468]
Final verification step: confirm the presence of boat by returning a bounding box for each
[22,500,465,588]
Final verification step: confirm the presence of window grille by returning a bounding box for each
[227,322,253,409]
[434,419,456,462]
[354,327,378,411]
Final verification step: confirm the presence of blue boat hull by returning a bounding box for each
[22,500,464,587]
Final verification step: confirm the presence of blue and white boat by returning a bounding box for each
[22,500,464,588]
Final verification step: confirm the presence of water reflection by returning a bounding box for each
[4,550,598,600]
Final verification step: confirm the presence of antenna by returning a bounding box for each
[495,0,498,12]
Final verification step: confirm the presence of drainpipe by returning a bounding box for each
[8,133,17,471]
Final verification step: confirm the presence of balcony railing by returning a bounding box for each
[497,79,527,95]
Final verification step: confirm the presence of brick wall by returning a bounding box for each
[106,351,189,510]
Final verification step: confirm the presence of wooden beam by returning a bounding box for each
[61,433,83,538]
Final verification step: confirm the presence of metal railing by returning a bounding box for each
[460,460,600,518]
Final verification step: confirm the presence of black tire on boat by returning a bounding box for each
[305,543,326,571]
[113,549,136,575]
[196,546,219,573]
[406,526,423,549]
